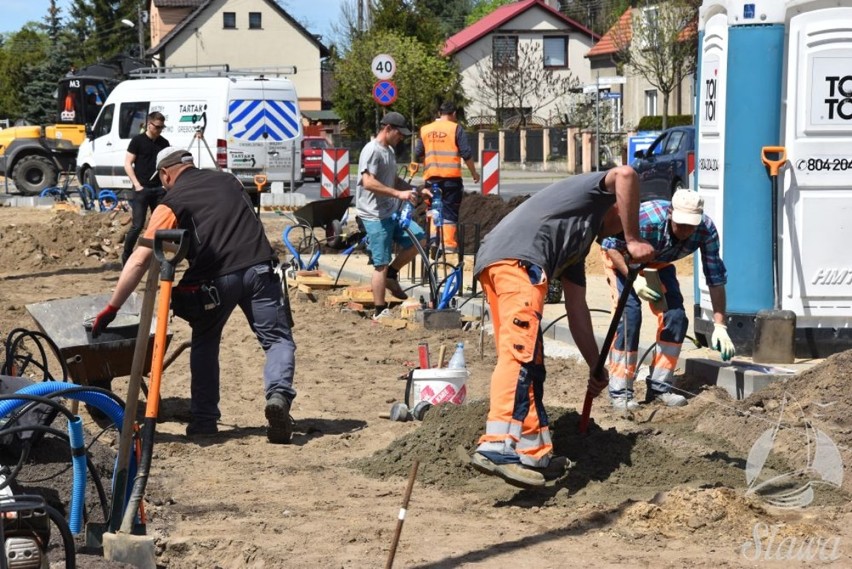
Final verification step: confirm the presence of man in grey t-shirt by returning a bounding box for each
[356,112,428,320]
[470,166,655,489]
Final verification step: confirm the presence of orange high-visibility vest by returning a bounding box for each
[420,120,462,179]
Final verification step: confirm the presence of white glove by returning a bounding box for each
[712,323,736,361]
[633,275,662,302]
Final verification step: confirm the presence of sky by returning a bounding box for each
[2,0,346,44]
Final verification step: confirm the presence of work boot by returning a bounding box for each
[385,278,408,300]
[186,421,218,437]
[610,395,640,411]
[265,392,293,444]
[470,452,546,489]
[531,455,574,481]
[654,392,688,407]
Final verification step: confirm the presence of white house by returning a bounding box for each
[443,0,598,127]
[146,0,329,111]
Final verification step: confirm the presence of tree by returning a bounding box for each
[332,30,461,139]
[0,27,49,121]
[611,0,698,129]
[418,0,474,39]
[65,0,137,64]
[472,41,579,128]
[22,0,73,125]
[559,0,631,36]
[369,0,443,47]
[466,0,511,26]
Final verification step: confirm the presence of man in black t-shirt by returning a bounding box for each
[122,111,170,265]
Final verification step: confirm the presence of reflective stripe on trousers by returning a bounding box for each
[602,251,687,396]
[475,260,552,467]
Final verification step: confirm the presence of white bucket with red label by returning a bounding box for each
[411,368,468,405]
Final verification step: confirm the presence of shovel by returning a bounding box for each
[103,229,189,569]
[579,266,640,434]
[753,147,796,364]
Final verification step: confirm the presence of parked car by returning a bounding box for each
[631,126,695,203]
[302,136,330,181]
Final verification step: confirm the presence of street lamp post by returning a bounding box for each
[121,4,146,59]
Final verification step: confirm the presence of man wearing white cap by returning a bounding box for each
[91,147,297,443]
[601,189,735,409]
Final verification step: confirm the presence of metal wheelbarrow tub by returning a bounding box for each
[25,293,172,386]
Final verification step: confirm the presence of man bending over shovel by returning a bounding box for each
[470,166,655,489]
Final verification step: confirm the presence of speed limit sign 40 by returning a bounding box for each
[372,54,396,80]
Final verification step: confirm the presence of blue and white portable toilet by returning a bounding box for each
[694,0,852,356]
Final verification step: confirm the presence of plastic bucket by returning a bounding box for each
[411,368,468,405]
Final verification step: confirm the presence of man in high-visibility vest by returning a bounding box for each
[414,102,480,259]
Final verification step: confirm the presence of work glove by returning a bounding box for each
[633,275,662,303]
[712,323,736,362]
[91,304,119,338]
[587,368,609,398]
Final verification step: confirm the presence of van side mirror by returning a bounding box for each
[85,124,94,140]
[634,149,645,159]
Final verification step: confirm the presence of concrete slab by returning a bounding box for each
[685,358,807,400]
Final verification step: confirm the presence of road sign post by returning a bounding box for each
[371,54,397,80]
[321,148,350,198]
[373,80,398,107]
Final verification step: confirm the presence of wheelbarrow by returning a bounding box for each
[283,195,354,270]
[25,293,172,392]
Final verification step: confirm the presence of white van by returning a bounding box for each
[76,74,303,198]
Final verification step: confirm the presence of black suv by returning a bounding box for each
[632,126,695,202]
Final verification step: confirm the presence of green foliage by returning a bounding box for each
[22,1,72,124]
[369,0,443,47]
[0,28,49,120]
[332,30,462,138]
[562,0,631,36]
[417,0,474,38]
[636,114,693,131]
[466,0,512,27]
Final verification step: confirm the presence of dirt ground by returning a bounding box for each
[0,204,848,568]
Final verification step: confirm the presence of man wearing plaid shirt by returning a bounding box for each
[600,189,735,409]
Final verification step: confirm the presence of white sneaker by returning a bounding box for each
[372,308,392,321]
[610,395,639,411]
[655,392,687,407]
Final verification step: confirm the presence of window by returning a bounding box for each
[543,37,568,68]
[641,6,660,49]
[119,102,150,139]
[223,12,236,29]
[645,89,658,116]
[92,104,114,139]
[492,35,518,69]
[249,12,262,29]
[663,131,685,155]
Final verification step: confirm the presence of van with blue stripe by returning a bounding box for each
[76,71,303,204]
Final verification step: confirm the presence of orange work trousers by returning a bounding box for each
[475,260,552,467]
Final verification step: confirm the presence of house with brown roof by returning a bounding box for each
[145,0,329,111]
[587,4,695,130]
[443,0,598,127]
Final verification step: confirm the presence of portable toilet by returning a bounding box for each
[694,0,852,357]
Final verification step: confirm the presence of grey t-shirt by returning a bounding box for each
[356,139,398,221]
[474,172,614,287]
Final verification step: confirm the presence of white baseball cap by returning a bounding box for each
[671,189,703,226]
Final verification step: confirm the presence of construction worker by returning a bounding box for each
[122,111,170,266]
[91,148,297,443]
[356,112,430,320]
[601,189,735,410]
[470,167,655,489]
[414,101,480,259]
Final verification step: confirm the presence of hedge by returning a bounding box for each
[636,115,694,131]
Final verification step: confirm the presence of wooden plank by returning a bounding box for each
[297,283,313,294]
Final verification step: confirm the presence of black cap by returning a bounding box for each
[439,101,457,115]
[380,112,412,136]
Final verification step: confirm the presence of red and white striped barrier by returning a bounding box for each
[321,148,350,198]
[686,150,695,189]
[481,150,499,196]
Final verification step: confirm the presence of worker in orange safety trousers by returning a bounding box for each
[601,190,735,411]
[469,167,655,489]
[414,101,479,261]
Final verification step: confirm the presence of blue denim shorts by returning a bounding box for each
[362,217,425,267]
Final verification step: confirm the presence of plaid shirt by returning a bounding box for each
[600,199,727,287]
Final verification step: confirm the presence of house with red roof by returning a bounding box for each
[443,0,599,127]
[587,4,696,130]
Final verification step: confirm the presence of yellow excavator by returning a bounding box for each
[0,57,145,195]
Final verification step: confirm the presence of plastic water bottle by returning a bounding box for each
[397,200,414,229]
[430,183,443,227]
[448,342,465,369]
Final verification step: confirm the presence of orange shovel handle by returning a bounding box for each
[761,146,787,177]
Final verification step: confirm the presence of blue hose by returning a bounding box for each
[67,416,86,535]
[97,189,118,212]
[282,225,321,270]
[437,267,461,310]
[0,382,124,427]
